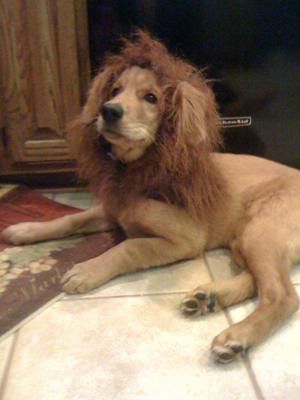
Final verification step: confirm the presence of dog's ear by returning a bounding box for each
[171,81,219,148]
[80,66,117,124]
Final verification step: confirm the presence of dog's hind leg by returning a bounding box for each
[181,270,256,315]
[211,222,299,363]
[1,205,115,245]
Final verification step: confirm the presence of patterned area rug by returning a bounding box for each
[0,186,123,340]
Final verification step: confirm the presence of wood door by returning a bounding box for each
[0,0,89,173]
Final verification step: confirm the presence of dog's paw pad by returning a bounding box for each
[211,340,248,364]
[181,298,199,315]
[181,290,219,316]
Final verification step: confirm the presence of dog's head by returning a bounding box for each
[78,30,221,163]
[94,65,162,162]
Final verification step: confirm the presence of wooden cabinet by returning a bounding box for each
[0,0,90,177]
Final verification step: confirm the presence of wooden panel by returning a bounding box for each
[0,97,4,130]
[0,0,88,167]
[74,0,91,103]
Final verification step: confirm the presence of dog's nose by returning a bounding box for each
[101,103,124,123]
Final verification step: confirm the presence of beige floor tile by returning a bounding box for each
[291,263,300,285]
[3,296,258,400]
[72,257,212,299]
[228,287,300,400]
[54,192,93,209]
[0,335,15,388]
[205,248,240,281]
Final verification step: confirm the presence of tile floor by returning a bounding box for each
[0,191,300,400]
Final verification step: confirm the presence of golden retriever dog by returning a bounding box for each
[2,31,300,363]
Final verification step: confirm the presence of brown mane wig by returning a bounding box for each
[68,30,226,220]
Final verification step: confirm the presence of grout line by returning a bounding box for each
[224,309,265,400]
[61,290,188,301]
[243,358,265,400]
[0,331,19,400]
[204,253,265,400]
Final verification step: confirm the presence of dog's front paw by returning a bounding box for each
[61,262,109,294]
[1,223,42,245]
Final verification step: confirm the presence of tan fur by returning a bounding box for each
[2,32,300,363]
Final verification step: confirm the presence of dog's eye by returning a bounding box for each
[144,93,157,104]
[111,87,121,97]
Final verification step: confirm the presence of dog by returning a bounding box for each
[2,31,300,363]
